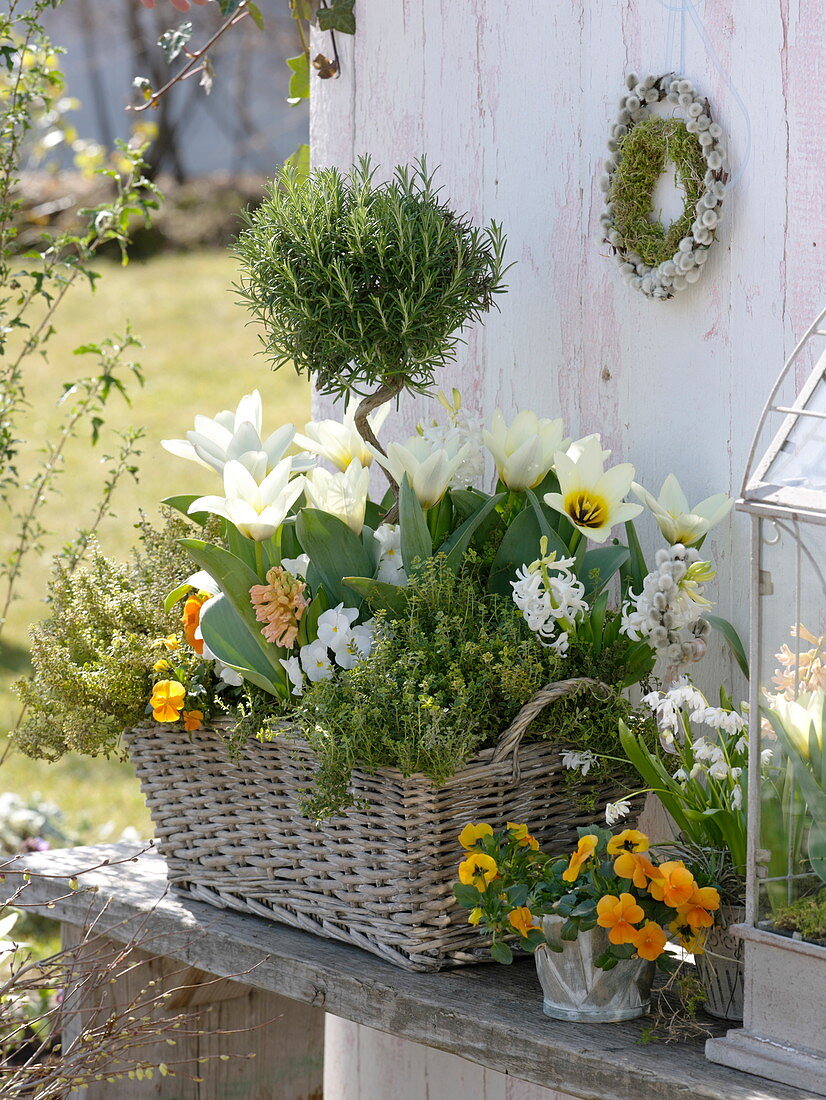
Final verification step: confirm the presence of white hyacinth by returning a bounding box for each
[511,537,586,650]
[417,389,485,490]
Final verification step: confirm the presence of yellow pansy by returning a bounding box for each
[458,822,494,850]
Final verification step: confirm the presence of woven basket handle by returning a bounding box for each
[491,676,612,764]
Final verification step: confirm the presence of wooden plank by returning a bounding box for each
[58,923,324,1100]
[4,845,816,1100]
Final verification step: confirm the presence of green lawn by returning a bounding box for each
[1,249,310,842]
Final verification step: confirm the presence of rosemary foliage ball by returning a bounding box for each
[234,157,508,402]
[609,115,706,267]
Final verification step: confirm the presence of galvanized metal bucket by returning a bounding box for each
[536,915,655,1023]
[694,905,745,1021]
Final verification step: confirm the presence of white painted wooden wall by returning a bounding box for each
[310,1,825,1095]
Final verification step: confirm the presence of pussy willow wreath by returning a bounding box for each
[599,73,728,300]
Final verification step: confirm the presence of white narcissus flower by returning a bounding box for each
[374,524,407,585]
[280,655,305,696]
[371,435,471,509]
[605,799,631,826]
[544,435,643,543]
[482,409,569,491]
[316,604,359,653]
[189,458,304,541]
[631,474,733,547]
[163,390,313,479]
[304,459,371,534]
[300,639,334,682]
[295,404,390,471]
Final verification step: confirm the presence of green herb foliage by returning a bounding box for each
[14,515,199,761]
[297,557,640,819]
[773,891,826,943]
[609,116,706,267]
[234,157,509,401]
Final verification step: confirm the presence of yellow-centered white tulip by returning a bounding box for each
[295,405,390,471]
[631,474,733,546]
[303,459,371,534]
[483,409,568,491]
[770,690,824,762]
[371,435,471,509]
[544,434,642,543]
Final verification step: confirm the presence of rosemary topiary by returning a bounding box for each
[234,157,508,468]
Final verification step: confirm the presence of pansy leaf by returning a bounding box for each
[561,919,579,941]
[452,883,481,908]
[506,883,529,908]
[489,941,513,965]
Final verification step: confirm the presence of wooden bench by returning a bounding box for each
[4,844,814,1100]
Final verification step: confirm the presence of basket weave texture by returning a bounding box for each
[126,677,633,971]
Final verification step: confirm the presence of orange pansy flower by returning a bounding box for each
[182,593,208,655]
[669,916,709,954]
[508,907,540,936]
[633,920,668,961]
[596,892,645,945]
[508,822,540,850]
[458,853,498,891]
[647,861,695,908]
[182,709,204,732]
[606,829,649,856]
[675,885,720,930]
[613,850,660,890]
[562,834,599,883]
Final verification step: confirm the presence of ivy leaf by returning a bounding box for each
[158,22,192,64]
[317,0,356,35]
[452,883,481,908]
[284,143,310,181]
[286,52,310,104]
[489,941,513,965]
[247,2,265,30]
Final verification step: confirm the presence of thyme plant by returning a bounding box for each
[235,157,508,479]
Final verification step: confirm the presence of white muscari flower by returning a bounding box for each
[631,473,733,547]
[561,750,596,776]
[761,748,774,766]
[374,524,407,585]
[694,706,746,735]
[300,639,334,682]
[605,799,632,826]
[483,408,568,491]
[708,758,731,781]
[280,655,305,696]
[316,604,359,653]
[666,678,707,714]
[544,434,643,543]
[295,404,390,471]
[673,767,689,781]
[372,434,471,509]
[163,390,313,479]
[304,459,371,534]
[730,785,743,811]
[189,458,304,542]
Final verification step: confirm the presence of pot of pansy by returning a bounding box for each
[453,824,722,1022]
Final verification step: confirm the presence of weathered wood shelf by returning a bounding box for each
[4,844,815,1100]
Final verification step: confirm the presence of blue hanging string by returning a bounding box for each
[655,0,752,185]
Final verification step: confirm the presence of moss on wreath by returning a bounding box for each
[609,115,707,267]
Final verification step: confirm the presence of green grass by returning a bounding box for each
[1,249,310,842]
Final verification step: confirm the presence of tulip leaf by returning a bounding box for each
[163,581,193,614]
[581,545,630,598]
[161,494,210,527]
[439,492,507,573]
[399,474,432,575]
[808,822,826,885]
[525,490,572,558]
[622,519,648,593]
[450,487,491,521]
[298,584,329,647]
[296,509,374,606]
[343,577,409,618]
[705,614,749,680]
[199,593,286,697]
[224,521,260,574]
[178,538,288,682]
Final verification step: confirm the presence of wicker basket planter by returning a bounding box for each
[126,677,634,971]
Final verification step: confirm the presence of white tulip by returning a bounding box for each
[544,435,642,543]
[189,458,304,541]
[295,404,390,471]
[303,459,371,535]
[371,435,471,509]
[483,409,568,491]
[163,389,313,478]
[631,474,733,546]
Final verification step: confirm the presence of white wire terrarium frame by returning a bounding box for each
[707,305,826,1094]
